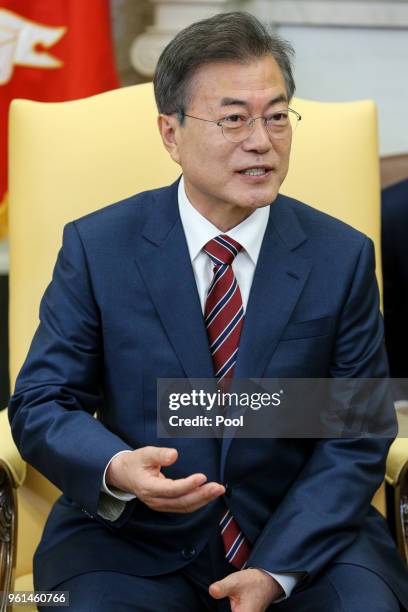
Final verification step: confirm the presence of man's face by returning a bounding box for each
[160,55,292,219]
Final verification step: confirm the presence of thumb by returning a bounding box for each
[141,446,178,466]
[209,574,237,600]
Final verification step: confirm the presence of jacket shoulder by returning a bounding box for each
[278,193,368,248]
[71,183,173,236]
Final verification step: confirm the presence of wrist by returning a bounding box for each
[252,568,284,601]
[106,451,130,491]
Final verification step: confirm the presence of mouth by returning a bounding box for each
[237,165,273,180]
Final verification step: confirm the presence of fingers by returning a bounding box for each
[130,446,225,512]
[209,576,246,612]
[139,446,178,467]
[209,574,239,600]
[208,582,224,600]
[146,472,208,498]
[209,570,281,611]
[146,481,225,513]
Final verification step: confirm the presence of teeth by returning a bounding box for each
[241,168,266,176]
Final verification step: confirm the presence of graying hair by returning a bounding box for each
[153,11,296,122]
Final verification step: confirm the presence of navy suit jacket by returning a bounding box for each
[382,178,408,400]
[8,179,408,603]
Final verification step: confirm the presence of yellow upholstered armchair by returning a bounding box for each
[0,84,407,610]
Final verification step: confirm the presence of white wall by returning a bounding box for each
[127,0,408,156]
[278,25,408,156]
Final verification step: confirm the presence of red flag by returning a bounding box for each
[0,0,119,237]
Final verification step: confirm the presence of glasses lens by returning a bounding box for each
[221,111,300,142]
[221,124,252,143]
[266,110,300,140]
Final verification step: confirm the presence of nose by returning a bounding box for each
[241,117,272,153]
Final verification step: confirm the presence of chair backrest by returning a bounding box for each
[8,83,382,579]
[9,84,381,384]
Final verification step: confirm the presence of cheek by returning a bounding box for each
[276,143,291,173]
[179,134,216,167]
[188,145,232,179]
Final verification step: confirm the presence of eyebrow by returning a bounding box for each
[220,94,288,108]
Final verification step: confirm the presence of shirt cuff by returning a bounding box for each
[250,568,300,602]
[101,450,136,501]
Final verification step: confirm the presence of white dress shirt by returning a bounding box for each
[98,176,298,600]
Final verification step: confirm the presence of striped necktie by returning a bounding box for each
[203,234,251,569]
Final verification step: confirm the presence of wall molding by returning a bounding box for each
[130,0,232,77]
[0,240,8,275]
[130,0,408,78]
[246,1,408,29]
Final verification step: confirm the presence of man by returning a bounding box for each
[382,178,408,402]
[8,12,408,612]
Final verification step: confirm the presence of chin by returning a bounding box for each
[243,191,278,209]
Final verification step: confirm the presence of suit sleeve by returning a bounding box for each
[8,221,135,518]
[247,236,397,588]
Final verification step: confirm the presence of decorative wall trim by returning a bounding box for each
[246,1,408,29]
[130,0,408,78]
[0,241,8,275]
[130,0,231,77]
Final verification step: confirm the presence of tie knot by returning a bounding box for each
[203,235,242,266]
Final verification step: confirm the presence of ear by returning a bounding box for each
[157,114,182,165]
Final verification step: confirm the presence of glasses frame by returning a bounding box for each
[180,108,302,143]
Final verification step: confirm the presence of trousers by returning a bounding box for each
[41,530,402,612]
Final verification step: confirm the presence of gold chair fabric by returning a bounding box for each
[1,83,406,606]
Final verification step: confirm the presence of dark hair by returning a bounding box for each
[153,11,295,121]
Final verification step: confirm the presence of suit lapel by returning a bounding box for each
[134,184,313,471]
[134,180,214,380]
[220,196,312,478]
[235,196,312,378]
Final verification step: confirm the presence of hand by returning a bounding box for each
[105,446,225,512]
[209,568,284,612]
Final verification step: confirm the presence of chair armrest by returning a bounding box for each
[0,459,18,611]
[386,438,408,488]
[386,410,408,565]
[0,409,26,488]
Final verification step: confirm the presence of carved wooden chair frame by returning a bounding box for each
[0,452,407,611]
[0,460,17,612]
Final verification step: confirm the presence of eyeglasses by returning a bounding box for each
[181,108,301,143]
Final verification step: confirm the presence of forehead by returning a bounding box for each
[188,55,287,109]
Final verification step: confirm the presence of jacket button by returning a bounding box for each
[224,484,232,498]
[181,547,196,560]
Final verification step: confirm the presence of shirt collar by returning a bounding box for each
[178,176,270,265]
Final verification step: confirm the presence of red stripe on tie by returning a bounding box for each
[204,235,251,570]
[230,537,252,570]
